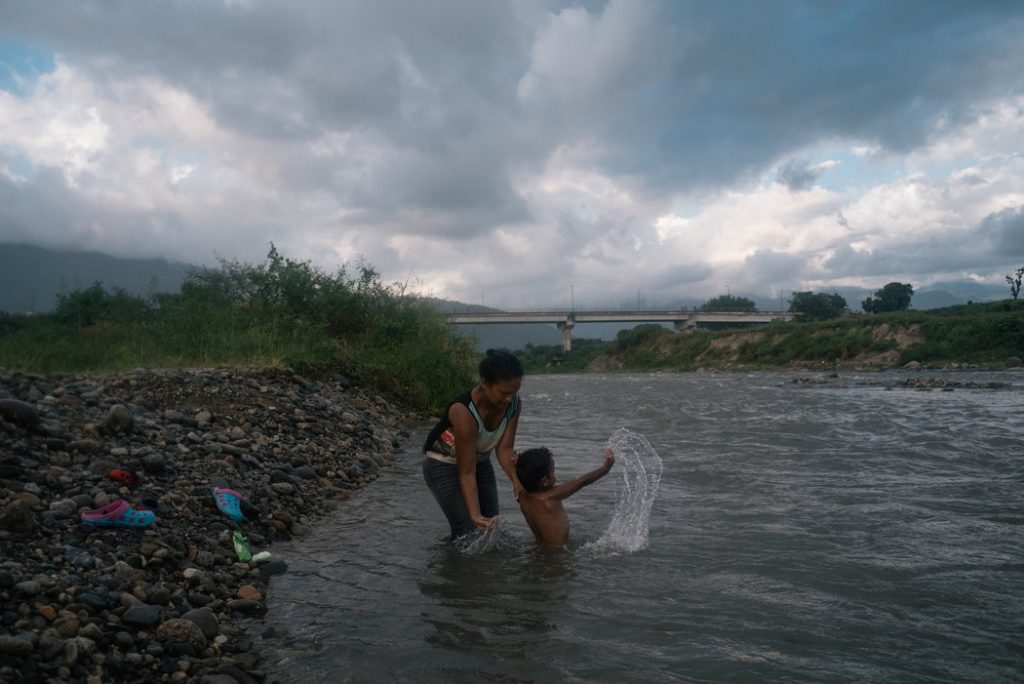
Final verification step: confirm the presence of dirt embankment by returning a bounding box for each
[588,322,930,372]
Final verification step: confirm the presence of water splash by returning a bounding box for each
[454,518,516,555]
[587,427,663,554]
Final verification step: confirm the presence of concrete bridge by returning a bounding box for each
[447,309,794,351]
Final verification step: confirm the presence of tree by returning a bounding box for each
[862,282,914,313]
[700,294,756,312]
[1007,267,1024,300]
[54,282,150,327]
[789,291,847,321]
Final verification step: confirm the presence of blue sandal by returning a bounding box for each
[213,487,245,522]
[80,499,156,528]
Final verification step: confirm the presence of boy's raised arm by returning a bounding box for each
[548,449,615,501]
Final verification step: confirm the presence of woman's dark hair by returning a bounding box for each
[478,348,524,384]
[516,447,553,492]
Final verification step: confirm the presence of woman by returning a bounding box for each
[423,348,524,540]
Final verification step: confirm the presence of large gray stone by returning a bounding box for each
[122,602,161,628]
[156,617,207,651]
[182,608,220,638]
[103,404,135,434]
[0,634,34,656]
[0,399,39,427]
[0,498,35,535]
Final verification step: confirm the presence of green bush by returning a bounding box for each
[901,314,1024,365]
[609,324,671,352]
[516,338,610,373]
[0,247,476,412]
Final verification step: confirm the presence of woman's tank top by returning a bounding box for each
[423,389,521,464]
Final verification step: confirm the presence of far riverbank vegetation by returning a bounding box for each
[3,252,1023,406]
[0,246,477,412]
[518,298,1024,374]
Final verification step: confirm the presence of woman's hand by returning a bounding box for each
[473,514,498,532]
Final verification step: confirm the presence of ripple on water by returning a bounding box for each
[257,372,1024,683]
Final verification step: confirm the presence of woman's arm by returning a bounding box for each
[450,403,494,532]
[494,402,522,499]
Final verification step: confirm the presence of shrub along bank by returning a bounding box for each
[0,247,477,414]
[518,301,1024,373]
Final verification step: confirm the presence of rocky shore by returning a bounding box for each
[0,366,416,683]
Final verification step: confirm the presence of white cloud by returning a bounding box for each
[0,62,109,184]
[1,1,1024,307]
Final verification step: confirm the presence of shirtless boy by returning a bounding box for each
[514,447,615,550]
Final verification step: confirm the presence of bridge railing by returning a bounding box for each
[445,308,793,317]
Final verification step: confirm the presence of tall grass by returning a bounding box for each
[901,314,1024,365]
[585,305,1023,371]
[0,246,476,412]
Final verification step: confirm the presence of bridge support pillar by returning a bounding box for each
[673,315,697,333]
[557,321,575,352]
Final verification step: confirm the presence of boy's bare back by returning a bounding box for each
[516,448,614,550]
[517,489,571,549]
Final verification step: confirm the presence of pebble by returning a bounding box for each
[0,364,414,683]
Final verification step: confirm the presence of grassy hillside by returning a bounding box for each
[516,301,1024,373]
[0,247,476,412]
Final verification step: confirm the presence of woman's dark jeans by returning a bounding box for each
[422,456,499,540]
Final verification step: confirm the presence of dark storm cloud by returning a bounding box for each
[0,168,79,246]
[776,160,823,192]
[650,262,714,289]
[1,1,533,237]
[823,244,913,278]
[742,249,809,283]
[605,1,1024,191]
[813,195,1024,284]
[2,0,1023,305]
[6,0,1021,220]
[977,205,1024,258]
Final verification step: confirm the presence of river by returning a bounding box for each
[254,370,1024,683]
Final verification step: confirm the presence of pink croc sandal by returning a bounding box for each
[80,499,156,528]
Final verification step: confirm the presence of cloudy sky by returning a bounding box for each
[1,0,1023,309]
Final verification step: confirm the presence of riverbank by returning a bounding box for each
[522,307,1024,374]
[0,366,418,683]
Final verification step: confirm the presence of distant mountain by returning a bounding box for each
[910,290,962,309]
[0,243,194,313]
[909,280,1008,308]
[749,282,1007,312]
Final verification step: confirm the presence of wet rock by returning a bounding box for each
[182,608,219,638]
[0,398,39,427]
[257,559,288,577]
[227,599,266,615]
[156,617,207,651]
[236,585,262,601]
[0,497,35,535]
[202,673,248,684]
[77,592,110,611]
[103,404,135,434]
[141,453,167,474]
[0,634,34,656]
[122,603,161,628]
